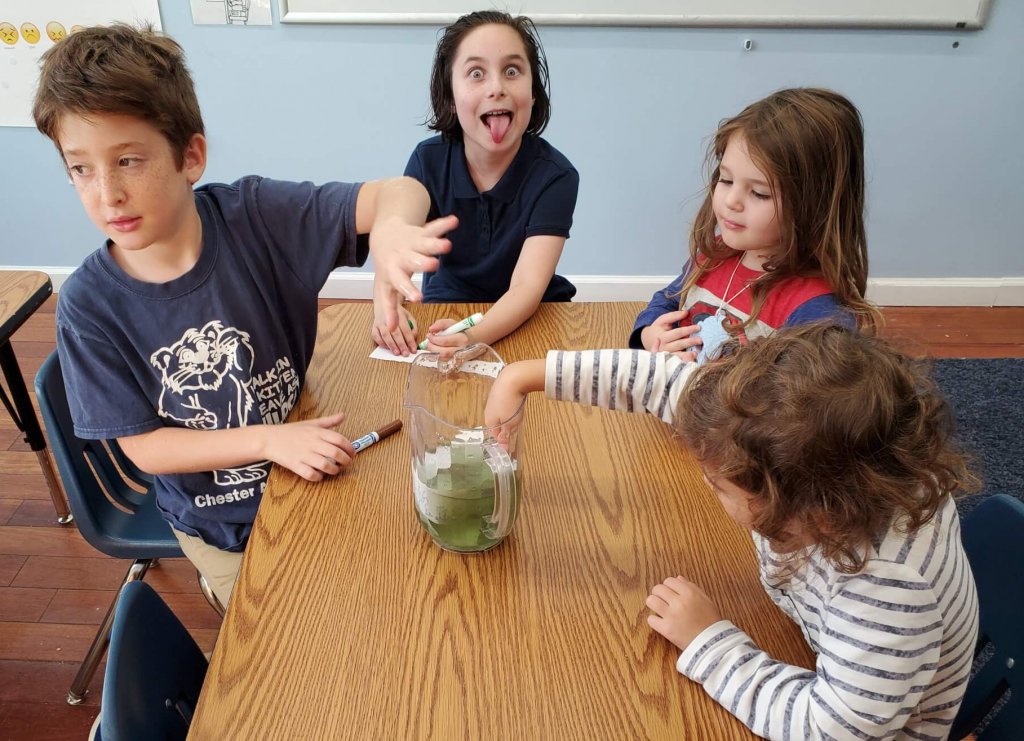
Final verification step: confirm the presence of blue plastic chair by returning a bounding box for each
[952,494,1024,740]
[34,351,220,705]
[96,581,208,741]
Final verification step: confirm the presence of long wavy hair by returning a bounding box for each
[680,88,880,332]
[676,323,977,575]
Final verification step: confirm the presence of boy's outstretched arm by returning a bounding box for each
[356,177,457,332]
[118,413,356,483]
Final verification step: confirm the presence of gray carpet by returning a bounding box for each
[932,358,1024,516]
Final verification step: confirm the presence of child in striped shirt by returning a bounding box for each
[485,323,978,740]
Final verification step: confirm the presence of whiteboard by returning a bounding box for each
[278,1,992,29]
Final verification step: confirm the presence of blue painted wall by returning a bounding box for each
[2,0,1021,278]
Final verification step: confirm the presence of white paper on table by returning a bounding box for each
[368,348,501,378]
[369,346,424,363]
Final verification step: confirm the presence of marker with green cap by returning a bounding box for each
[418,312,484,351]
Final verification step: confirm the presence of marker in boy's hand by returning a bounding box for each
[645,575,724,652]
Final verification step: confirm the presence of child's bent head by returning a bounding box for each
[427,10,550,141]
[676,323,974,573]
[33,24,204,170]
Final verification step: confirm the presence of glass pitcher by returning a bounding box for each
[404,344,523,553]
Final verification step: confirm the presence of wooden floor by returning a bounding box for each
[0,298,1021,740]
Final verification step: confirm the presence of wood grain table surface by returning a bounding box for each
[0,271,51,339]
[189,301,813,740]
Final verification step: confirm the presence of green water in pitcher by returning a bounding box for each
[413,445,520,552]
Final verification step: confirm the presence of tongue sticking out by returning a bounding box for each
[485,113,512,144]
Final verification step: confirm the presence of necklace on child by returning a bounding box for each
[715,257,754,319]
[695,256,758,365]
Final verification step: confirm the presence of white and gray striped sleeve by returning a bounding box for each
[678,563,945,741]
[543,349,696,425]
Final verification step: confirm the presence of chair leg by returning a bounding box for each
[197,571,225,617]
[66,559,153,705]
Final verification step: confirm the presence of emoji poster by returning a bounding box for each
[0,0,161,127]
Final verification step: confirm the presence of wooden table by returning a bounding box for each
[0,271,71,523]
[190,302,813,740]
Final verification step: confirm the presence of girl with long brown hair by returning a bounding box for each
[630,88,881,363]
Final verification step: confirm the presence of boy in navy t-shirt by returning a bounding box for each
[32,24,454,606]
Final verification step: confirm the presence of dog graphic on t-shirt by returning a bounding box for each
[150,321,268,487]
[151,320,257,430]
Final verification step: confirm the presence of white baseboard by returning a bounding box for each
[17,267,1024,306]
[318,272,1024,306]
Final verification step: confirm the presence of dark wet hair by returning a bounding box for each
[426,10,551,140]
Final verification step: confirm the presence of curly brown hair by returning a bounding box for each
[426,10,551,141]
[680,88,881,334]
[676,323,976,574]
[33,23,204,170]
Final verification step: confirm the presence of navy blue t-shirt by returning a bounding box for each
[56,176,365,551]
[404,134,579,302]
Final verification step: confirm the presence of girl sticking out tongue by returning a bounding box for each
[372,10,580,359]
[483,111,513,144]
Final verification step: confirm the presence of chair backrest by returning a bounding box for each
[952,494,1024,740]
[34,352,181,559]
[99,581,208,741]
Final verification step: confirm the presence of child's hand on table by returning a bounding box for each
[640,310,703,362]
[646,575,724,651]
[372,302,419,356]
[263,412,356,482]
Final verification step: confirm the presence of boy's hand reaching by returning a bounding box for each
[372,302,419,356]
[640,310,702,362]
[371,214,457,331]
[263,412,356,482]
[646,575,723,652]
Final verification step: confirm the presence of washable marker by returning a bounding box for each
[418,312,485,350]
[352,420,402,453]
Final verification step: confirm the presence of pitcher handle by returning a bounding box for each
[482,442,517,540]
